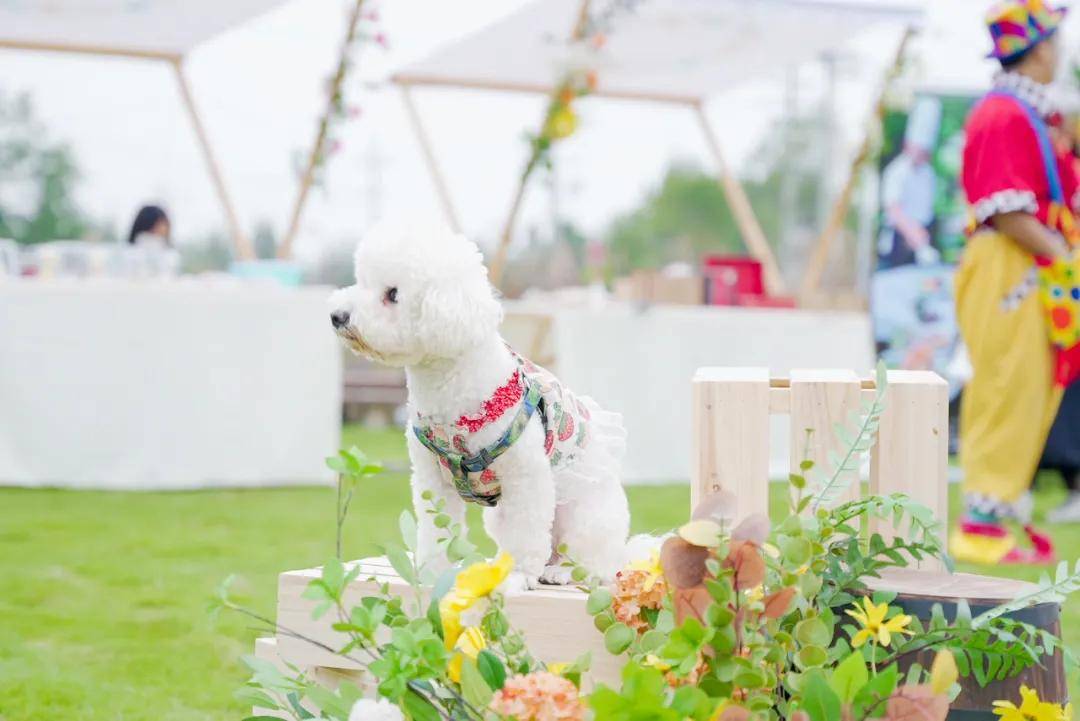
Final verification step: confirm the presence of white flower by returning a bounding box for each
[348,698,404,721]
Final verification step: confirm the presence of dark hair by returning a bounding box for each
[128,205,169,244]
[1000,46,1033,70]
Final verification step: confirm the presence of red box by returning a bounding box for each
[702,255,765,305]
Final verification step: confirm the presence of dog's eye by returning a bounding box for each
[384,287,398,305]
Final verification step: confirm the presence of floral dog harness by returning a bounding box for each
[412,354,591,507]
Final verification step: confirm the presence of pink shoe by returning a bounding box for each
[1000,526,1055,565]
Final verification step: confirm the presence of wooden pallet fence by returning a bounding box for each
[691,367,948,569]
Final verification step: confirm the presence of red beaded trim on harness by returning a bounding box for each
[455,369,524,433]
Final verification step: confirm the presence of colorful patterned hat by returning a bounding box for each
[986,0,1068,60]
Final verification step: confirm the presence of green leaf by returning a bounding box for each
[858,663,899,705]
[322,557,344,596]
[398,510,417,552]
[780,535,812,566]
[604,622,635,655]
[305,685,351,719]
[286,692,315,719]
[234,687,278,710]
[242,717,286,721]
[402,689,440,721]
[587,588,613,615]
[801,669,842,721]
[734,667,767,689]
[795,618,830,647]
[461,658,495,708]
[325,455,349,474]
[384,543,416,586]
[477,649,507,690]
[796,645,828,669]
[639,629,666,652]
[829,651,868,704]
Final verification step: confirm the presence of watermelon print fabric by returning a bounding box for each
[414,352,594,506]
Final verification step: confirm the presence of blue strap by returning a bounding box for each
[985,90,1063,203]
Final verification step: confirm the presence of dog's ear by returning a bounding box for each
[418,270,503,359]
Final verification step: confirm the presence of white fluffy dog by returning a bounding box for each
[329,222,631,588]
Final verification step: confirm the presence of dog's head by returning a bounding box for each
[328,221,503,366]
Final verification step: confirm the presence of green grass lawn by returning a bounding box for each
[1,425,1078,720]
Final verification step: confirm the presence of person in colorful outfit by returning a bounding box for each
[953,0,1078,565]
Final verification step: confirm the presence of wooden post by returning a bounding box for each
[694,102,786,296]
[799,26,915,296]
[171,58,254,260]
[400,85,462,233]
[789,369,863,509]
[870,370,948,569]
[278,0,367,259]
[691,368,771,522]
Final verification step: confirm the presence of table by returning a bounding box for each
[0,278,342,489]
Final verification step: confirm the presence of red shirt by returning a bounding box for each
[962,93,1079,232]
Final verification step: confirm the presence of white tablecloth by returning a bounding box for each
[0,279,342,489]
[510,304,875,483]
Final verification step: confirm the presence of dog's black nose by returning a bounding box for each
[330,310,350,329]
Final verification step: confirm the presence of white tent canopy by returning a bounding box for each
[394,0,924,104]
[0,0,293,257]
[0,0,289,59]
[393,0,924,293]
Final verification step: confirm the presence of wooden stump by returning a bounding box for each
[867,569,1066,719]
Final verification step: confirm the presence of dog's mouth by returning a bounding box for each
[336,326,384,362]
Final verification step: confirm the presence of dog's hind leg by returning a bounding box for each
[547,479,630,584]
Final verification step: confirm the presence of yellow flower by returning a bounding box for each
[930,649,958,695]
[627,552,664,592]
[439,591,471,649]
[746,585,764,604]
[993,685,1072,721]
[845,597,913,648]
[544,106,578,139]
[447,626,486,683]
[440,553,514,649]
[455,552,514,600]
[642,654,672,672]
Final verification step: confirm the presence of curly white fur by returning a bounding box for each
[329,221,632,588]
[348,698,404,721]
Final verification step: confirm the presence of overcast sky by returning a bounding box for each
[0,0,1070,259]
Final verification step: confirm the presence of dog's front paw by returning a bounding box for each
[499,571,539,595]
[539,564,575,585]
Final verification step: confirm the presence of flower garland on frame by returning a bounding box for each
[280,0,387,258]
[488,0,645,286]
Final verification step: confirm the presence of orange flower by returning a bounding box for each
[489,671,586,720]
[611,567,667,632]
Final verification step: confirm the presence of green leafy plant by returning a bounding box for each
[325,446,384,559]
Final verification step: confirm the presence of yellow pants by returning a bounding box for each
[956,231,1061,512]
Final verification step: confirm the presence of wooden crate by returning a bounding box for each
[260,366,954,709]
[275,557,621,686]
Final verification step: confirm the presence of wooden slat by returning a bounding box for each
[789,369,862,509]
[275,558,619,688]
[869,370,949,570]
[691,368,771,521]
